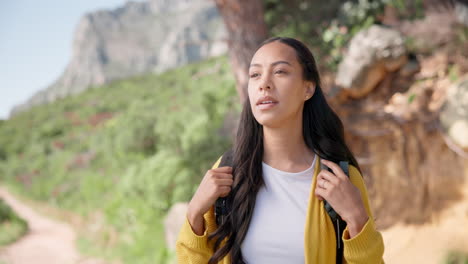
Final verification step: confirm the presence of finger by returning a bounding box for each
[219,186,232,197]
[213,172,233,179]
[320,159,346,180]
[316,178,324,189]
[323,180,329,189]
[316,177,328,189]
[213,166,233,172]
[318,170,340,185]
[315,187,327,200]
[318,179,330,189]
[215,178,234,186]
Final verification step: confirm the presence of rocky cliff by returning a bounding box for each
[11,0,227,116]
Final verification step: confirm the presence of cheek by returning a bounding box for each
[247,81,256,98]
[247,83,258,110]
[248,91,256,108]
[278,87,306,113]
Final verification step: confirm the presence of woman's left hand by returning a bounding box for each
[315,159,369,238]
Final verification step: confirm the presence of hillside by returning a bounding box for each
[0,55,238,263]
[1,1,468,263]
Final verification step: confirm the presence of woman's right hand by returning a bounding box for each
[187,166,233,235]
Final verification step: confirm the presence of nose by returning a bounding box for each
[258,74,272,91]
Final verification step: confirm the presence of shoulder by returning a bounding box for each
[348,164,361,178]
[348,165,368,192]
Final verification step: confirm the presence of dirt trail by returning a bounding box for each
[382,179,468,263]
[1,181,467,264]
[0,187,106,264]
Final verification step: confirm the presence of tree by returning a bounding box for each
[214,0,268,102]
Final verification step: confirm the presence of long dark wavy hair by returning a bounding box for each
[207,37,361,264]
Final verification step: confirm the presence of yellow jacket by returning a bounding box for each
[176,155,384,263]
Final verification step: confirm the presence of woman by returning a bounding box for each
[176,37,384,263]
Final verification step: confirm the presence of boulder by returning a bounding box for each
[336,25,407,98]
[440,77,468,151]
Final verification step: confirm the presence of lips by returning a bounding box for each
[256,96,278,110]
[256,96,278,106]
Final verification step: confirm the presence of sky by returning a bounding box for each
[0,0,144,119]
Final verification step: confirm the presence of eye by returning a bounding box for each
[275,70,287,75]
[249,73,260,78]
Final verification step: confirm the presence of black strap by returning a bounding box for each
[322,161,349,264]
[214,149,234,226]
[214,150,349,264]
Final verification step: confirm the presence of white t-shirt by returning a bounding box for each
[241,154,316,263]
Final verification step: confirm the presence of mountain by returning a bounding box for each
[11,0,227,116]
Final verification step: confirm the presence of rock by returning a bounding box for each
[11,0,227,116]
[399,54,420,78]
[336,25,407,99]
[331,53,468,228]
[163,202,188,250]
[440,77,468,150]
[343,117,467,229]
[455,0,468,26]
[397,11,458,53]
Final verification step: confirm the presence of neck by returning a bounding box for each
[262,115,315,172]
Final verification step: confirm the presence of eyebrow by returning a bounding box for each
[249,60,292,68]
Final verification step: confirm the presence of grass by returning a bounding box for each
[444,251,468,264]
[0,55,238,263]
[0,198,28,246]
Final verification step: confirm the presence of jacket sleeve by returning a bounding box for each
[175,157,222,263]
[342,165,385,264]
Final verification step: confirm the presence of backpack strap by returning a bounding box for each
[321,160,349,264]
[215,149,234,226]
[214,151,350,264]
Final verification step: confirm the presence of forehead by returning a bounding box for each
[250,41,299,67]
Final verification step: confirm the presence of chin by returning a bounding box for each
[254,114,283,128]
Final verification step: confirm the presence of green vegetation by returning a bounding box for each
[0,198,28,246]
[264,0,389,70]
[264,0,425,70]
[0,1,456,262]
[0,2,394,261]
[320,0,387,69]
[445,251,468,264]
[390,0,425,20]
[0,56,238,263]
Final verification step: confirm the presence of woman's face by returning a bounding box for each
[248,41,314,128]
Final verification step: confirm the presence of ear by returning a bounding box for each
[304,82,316,100]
